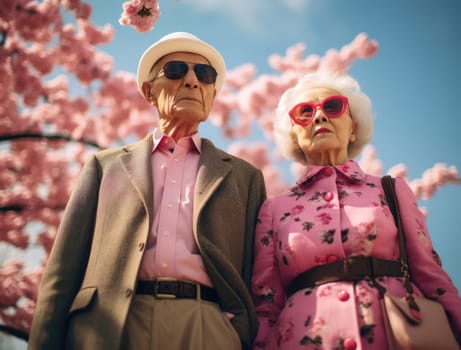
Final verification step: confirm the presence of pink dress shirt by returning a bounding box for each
[138,129,212,288]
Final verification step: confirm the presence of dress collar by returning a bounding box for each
[296,159,366,185]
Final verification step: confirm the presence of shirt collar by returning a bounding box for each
[152,128,201,153]
[296,159,366,185]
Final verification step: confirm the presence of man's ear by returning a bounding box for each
[142,82,154,104]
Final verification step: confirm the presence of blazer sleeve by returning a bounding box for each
[28,155,101,350]
[395,177,461,337]
[242,169,267,289]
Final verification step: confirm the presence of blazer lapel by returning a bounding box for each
[193,139,232,225]
[119,134,154,220]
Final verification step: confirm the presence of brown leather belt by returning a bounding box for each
[286,256,403,297]
[136,279,219,303]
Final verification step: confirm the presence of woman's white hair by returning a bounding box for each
[274,71,374,165]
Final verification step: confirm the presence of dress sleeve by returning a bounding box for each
[251,199,286,349]
[395,177,461,337]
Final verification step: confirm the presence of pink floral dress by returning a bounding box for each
[252,160,461,350]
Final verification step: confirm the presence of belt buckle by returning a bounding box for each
[154,277,177,299]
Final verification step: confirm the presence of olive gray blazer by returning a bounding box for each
[28,134,266,350]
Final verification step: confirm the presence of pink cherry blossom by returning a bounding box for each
[0,261,25,306]
[119,0,160,32]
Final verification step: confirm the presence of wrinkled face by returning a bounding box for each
[291,87,356,164]
[142,52,217,129]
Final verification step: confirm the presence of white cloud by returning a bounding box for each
[181,0,301,32]
[281,0,310,12]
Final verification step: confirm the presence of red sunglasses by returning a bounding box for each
[289,95,349,126]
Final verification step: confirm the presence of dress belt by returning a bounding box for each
[286,256,403,297]
[136,279,219,303]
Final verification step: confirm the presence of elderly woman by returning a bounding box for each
[251,72,461,349]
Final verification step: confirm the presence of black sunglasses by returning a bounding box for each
[159,60,217,84]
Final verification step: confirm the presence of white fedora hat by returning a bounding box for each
[136,32,226,95]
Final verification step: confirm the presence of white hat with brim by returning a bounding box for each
[136,32,226,96]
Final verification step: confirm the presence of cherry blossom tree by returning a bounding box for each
[0,0,459,344]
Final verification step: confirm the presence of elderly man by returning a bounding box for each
[28,32,266,350]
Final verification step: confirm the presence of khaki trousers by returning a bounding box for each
[121,295,241,350]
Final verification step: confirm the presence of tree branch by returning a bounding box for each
[0,132,102,149]
[0,324,28,341]
[0,204,66,212]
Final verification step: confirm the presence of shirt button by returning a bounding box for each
[138,242,145,251]
[164,230,170,236]
[337,290,350,301]
[171,179,177,184]
[324,167,333,176]
[344,338,357,350]
[125,288,133,298]
[323,192,333,201]
[161,262,168,268]
[167,204,173,208]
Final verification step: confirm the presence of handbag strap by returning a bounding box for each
[381,175,414,295]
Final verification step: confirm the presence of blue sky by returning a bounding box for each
[88,0,461,287]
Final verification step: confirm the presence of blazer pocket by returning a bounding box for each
[69,287,97,315]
